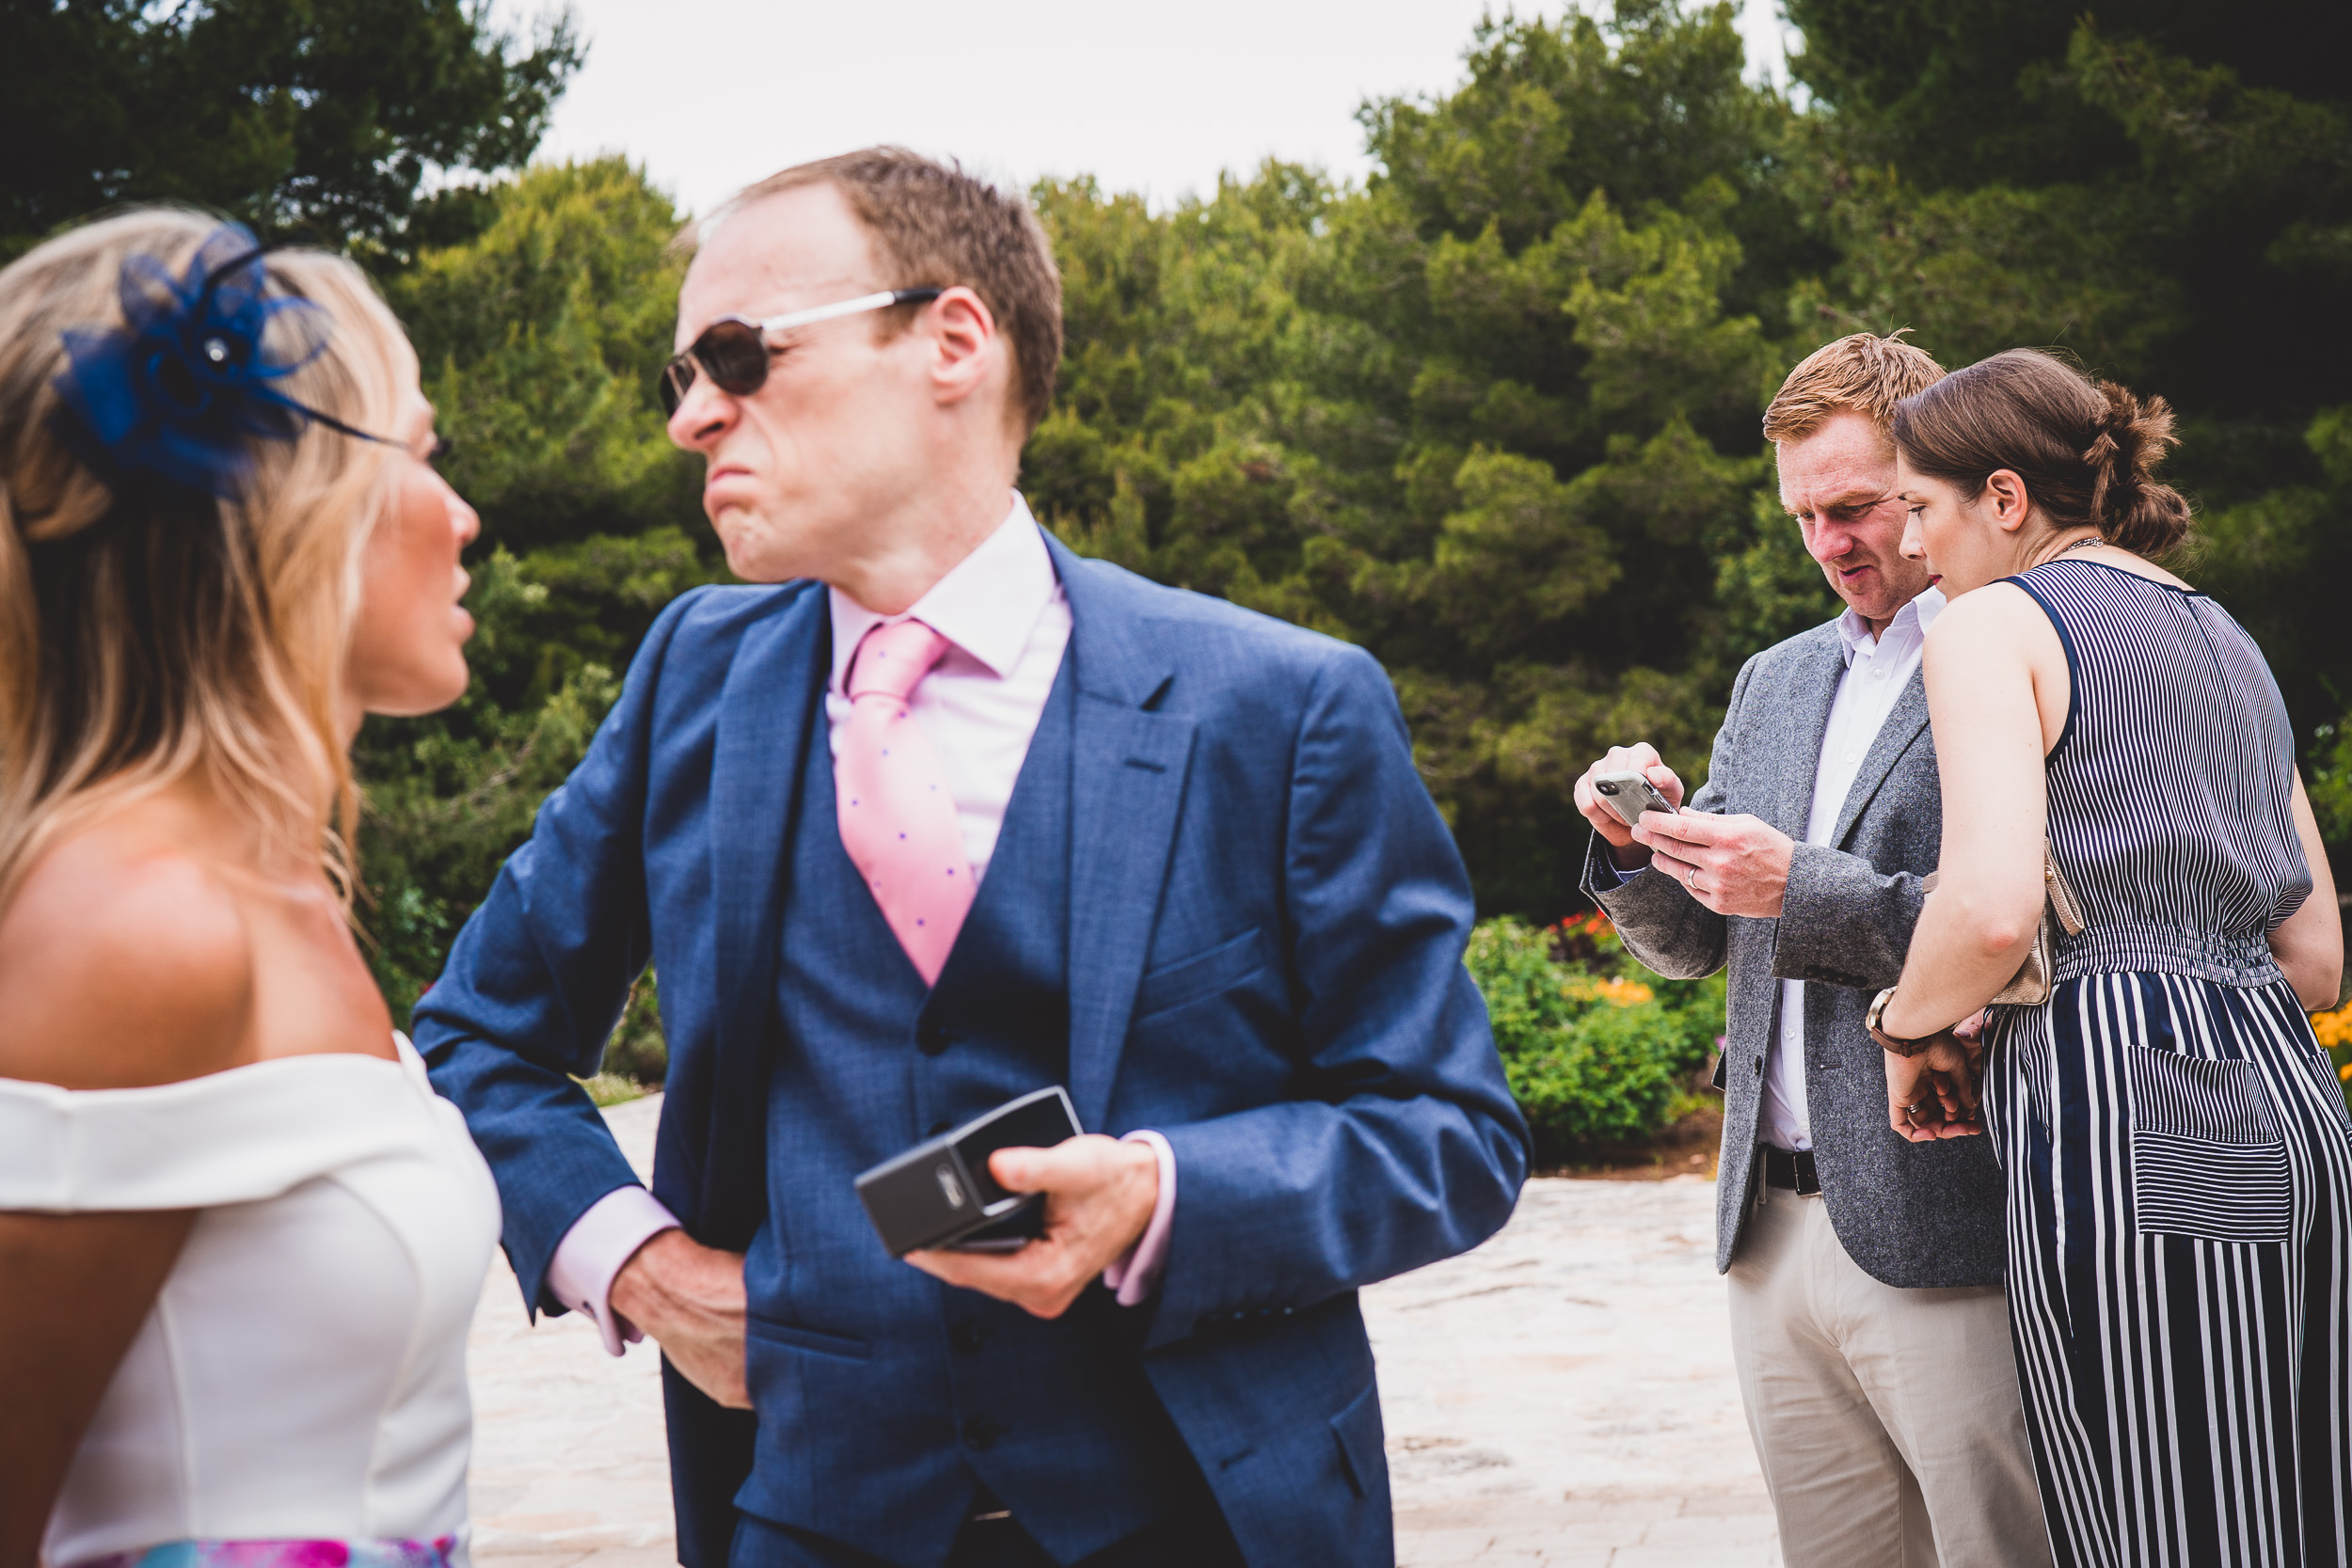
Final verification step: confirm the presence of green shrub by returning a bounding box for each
[2309,996,2352,1117]
[601,967,668,1086]
[1466,912,1724,1162]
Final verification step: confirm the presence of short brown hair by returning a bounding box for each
[1892,348,2192,555]
[1762,331,1947,447]
[689,148,1062,436]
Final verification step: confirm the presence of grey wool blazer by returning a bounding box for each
[1581,619,2005,1289]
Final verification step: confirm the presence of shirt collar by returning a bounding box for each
[1836,583,1946,667]
[828,493,1058,693]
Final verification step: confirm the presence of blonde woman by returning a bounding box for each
[1872,349,2347,1567]
[0,214,495,1568]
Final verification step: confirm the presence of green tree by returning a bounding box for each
[391,157,701,552]
[1785,1,2352,876]
[1784,0,2346,194]
[0,0,581,261]
[1030,3,1822,915]
[358,160,727,1022]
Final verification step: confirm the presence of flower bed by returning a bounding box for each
[1465,911,1727,1165]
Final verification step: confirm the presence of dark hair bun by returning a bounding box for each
[2089,381,2192,554]
[1893,349,2196,555]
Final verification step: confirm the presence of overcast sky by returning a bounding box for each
[522,1,1799,218]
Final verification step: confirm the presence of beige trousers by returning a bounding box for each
[1725,1180,2051,1568]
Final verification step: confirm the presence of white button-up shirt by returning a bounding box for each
[1762,586,1945,1150]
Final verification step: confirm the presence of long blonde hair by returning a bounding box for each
[0,208,414,909]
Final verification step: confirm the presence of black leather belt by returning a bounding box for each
[1762,1145,1821,1196]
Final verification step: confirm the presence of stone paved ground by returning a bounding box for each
[468,1098,1777,1568]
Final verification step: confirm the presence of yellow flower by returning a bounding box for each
[2312,999,2352,1049]
[1561,975,1653,1006]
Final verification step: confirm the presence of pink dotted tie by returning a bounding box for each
[836,619,974,986]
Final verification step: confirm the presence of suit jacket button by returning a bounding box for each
[961,1416,1004,1450]
[1752,1056,1763,1076]
[951,1322,987,1354]
[916,1021,951,1054]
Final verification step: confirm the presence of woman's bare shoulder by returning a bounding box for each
[0,814,254,1090]
[1926,580,2056,653]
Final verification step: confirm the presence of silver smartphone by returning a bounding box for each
[1592,769,1676,829]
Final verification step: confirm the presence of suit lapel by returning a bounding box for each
[702,588,827,1244]
[1830,668,1931,850]
[1773,631,1850,840]
[1047,534,1197,1135]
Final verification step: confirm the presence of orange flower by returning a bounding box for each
[1560,975,1654,1006]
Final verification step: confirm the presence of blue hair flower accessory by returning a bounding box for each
[53,223,394,499]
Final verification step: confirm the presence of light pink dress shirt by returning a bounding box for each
[545,497,1178,1354]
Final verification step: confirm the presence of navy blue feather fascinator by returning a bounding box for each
[53,224,394,499]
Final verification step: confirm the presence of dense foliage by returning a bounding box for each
[1026,4,1820,915]
[355,161,723,1020]
[1466,912,1724,1158]
[0,0,580,263]
[8,1,2347,1076]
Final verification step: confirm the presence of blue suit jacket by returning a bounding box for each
[416,533,1529,1565]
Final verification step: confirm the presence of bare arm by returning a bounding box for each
[1877,587,2065,1039]
[0,1212,195,1567]
[2273,770,2344,1010]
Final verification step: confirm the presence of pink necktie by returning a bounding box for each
[836,619,975,986]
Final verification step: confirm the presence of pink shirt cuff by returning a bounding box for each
[1102,1130,1176,1307]
[545,1184,680,1356]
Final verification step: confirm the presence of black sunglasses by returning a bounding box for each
[659,286,946,416]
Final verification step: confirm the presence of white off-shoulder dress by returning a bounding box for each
[0,1036,500,1568]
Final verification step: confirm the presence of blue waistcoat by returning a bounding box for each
[741,655,1194,1561]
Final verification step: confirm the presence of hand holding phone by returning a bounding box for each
[1575,746,1686,871]
[1592,769,1677,830]
[855,1087,1081,1258]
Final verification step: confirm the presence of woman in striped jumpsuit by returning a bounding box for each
[1866,348,2348,1568]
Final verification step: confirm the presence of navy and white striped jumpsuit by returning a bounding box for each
[1986,557,2351,1568]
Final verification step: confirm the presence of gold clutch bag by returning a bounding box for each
[1920,844,2086,1007]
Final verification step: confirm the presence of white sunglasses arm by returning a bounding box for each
[756,289,931,334]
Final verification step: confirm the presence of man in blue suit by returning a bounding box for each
[416,148,1528,1568]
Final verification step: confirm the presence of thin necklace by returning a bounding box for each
[2059,534,2106,556]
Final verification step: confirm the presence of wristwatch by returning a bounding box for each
[1867,986,1936,1057]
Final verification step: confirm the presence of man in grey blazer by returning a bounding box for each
[1572,335,2048,1567]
